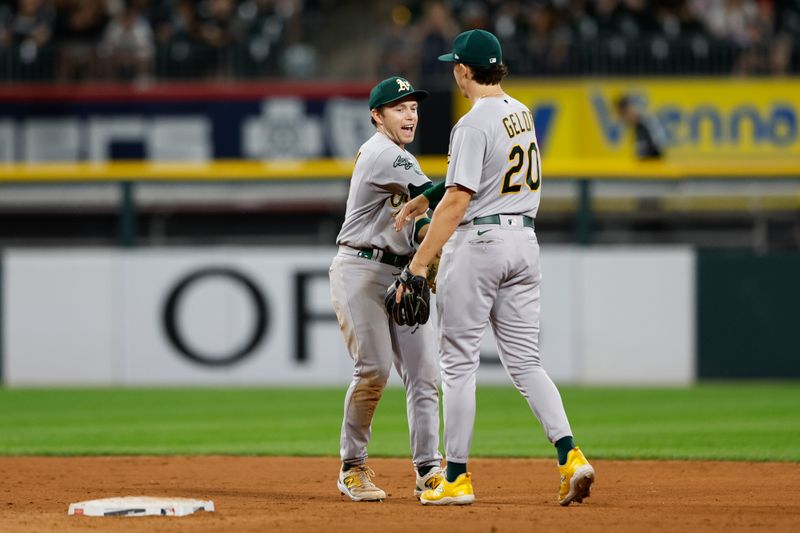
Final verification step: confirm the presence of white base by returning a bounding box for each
[68,496,215,517]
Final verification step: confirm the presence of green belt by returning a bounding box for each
[357,249,410,268]
[473,214,535,229]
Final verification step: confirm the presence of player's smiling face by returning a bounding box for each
[372,97,419,147]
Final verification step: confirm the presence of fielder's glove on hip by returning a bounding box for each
[385,266,431,326]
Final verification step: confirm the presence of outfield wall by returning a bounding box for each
[459,78,800,162]
[0,246,694,387]
[4,79,798,165]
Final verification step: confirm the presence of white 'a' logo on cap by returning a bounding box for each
[396,78,410,92]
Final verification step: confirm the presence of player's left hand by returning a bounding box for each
[395,260,428,303]
[385,266,431,326]
[394,195,430,231]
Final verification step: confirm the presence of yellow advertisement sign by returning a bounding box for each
[453,78,800,161]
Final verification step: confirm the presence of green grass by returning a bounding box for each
[0,384,798,461]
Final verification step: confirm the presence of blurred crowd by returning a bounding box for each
[0,0,798,83]
[0,0,329,82]
[381,0,800,86]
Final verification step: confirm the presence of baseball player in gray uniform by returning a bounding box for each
[330,76,444,502]
[394,30,595,506]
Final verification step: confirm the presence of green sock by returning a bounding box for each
[342,462,360,472]
[446,462,466,482]
[555,436,576,465]
[417,465,435,477]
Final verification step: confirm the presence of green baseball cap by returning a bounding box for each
[368,76,428,110]
[438,29,503,67]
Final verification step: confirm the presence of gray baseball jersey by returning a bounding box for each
[446,96,541,222]
[337,132,431,255]
[330,130,441,471]
[437,94,573,464]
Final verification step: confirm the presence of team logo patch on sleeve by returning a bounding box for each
[393,155,414,170]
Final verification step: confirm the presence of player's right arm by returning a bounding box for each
[407,185,472,276]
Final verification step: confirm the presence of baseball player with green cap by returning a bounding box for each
[330,76,444,502]
[393,29,595,506]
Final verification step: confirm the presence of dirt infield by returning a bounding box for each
[0,456,797,532]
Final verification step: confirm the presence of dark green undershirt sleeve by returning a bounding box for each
[408,182,433,199]
[414,217,432,244]
[421,180,446,210]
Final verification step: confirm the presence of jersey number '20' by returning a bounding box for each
[501,142,541,194]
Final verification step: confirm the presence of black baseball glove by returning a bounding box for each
[384,266,430,327]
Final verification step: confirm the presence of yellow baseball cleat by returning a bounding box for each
[419,472,475,505]
[558,447,595,506]
[337,465,386,502]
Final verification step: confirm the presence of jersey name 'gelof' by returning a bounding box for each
[502,110,533,139]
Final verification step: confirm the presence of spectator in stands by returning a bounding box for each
[277,0,316,78]
[492,0,520,41]
[569,0,602,46]
[732,0,795,75]
[98,3,154,83]
[0,0,54,78]
[772,0,799,74]
[732,0,774,74]
[460,0,489,29]
[0,0,795,82]
[490,0,527,70]
[615,94,667,160]
[415,1,459,88]
[618,0,657,39]
[0,4,7,45]
[376,5,418,81]
[653,0,705,43]
[769,33,793,75]
[593,0,625,36]
[196,0,242,78]
[155,0,197,44]
[54,0,108,81]
[3,0,53,47]
[701,0,758,46]
[236,0,289,77]
[524,1,573,75]
[646,0,706,72]
[153,0,200,78]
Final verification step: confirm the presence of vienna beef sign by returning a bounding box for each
[454,78,800,160]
